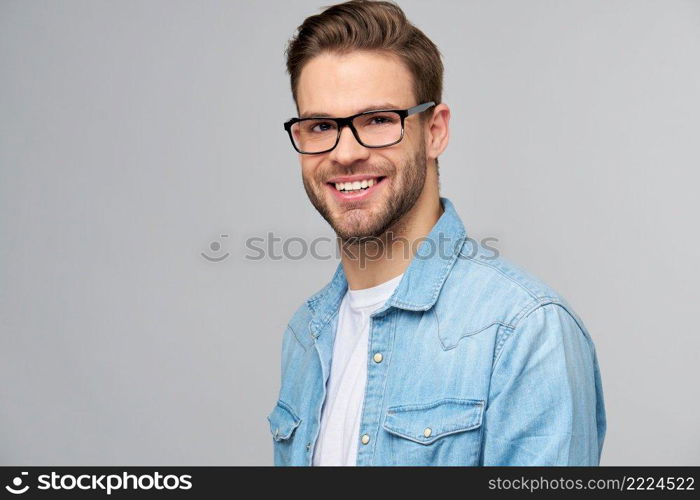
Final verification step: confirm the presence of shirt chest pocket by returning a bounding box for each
[380,398,485,465]
[266,399,302,464]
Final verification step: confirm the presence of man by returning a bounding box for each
[267,0,606,466]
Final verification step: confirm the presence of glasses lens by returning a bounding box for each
[288,111,403,153]
[352,111,402,147]
[290,119,338,153]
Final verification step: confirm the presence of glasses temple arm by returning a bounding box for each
[406,101,436,116]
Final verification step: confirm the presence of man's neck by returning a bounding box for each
[339,179,443,291]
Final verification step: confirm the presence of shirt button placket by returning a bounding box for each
[357,309,395,466]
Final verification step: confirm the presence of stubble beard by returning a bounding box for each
[302,141,427,243]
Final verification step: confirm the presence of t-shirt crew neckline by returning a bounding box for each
[345,273,404,309]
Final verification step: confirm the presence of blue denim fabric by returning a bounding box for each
[267,197,607,466]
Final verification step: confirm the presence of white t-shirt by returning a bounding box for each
[312,273,404,466]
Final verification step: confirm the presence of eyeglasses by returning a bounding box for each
[283,101,436,154]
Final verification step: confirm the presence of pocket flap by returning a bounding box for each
[382,398,484,445]
[267,399,301,441]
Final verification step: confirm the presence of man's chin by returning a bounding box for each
[329,215,394,241]
[331,223,373,241]
[310,190,394,239]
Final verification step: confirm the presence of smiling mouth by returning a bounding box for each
[327,176,386,193]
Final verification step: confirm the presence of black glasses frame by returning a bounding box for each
[283,101,436,154]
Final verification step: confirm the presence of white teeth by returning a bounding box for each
[334,177,380,192]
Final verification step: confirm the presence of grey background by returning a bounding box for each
[1,0,698,465]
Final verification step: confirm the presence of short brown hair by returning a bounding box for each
[284,0,443,115]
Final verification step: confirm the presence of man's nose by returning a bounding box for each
[329,124,370,165]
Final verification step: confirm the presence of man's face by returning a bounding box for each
[295,51,429,241]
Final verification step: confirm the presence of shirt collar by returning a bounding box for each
[306,196,467,335]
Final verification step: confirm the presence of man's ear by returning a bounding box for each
[425,103,450,161]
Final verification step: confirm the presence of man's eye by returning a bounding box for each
[314,123,331,132]
[306,121,335,133]
[364,114,396,126]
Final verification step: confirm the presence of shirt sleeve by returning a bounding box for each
[480,302,607,465]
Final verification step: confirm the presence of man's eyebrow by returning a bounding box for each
[299,102,401,119]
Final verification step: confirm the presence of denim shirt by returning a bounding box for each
[267,197,607,466]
